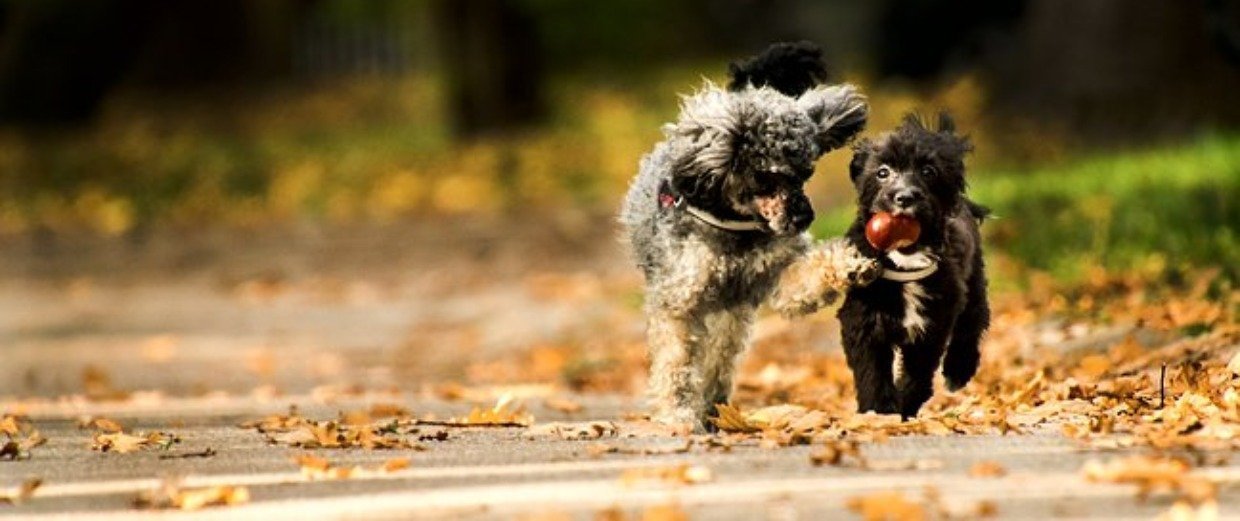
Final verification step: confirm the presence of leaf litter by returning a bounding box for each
[1,415,47,460]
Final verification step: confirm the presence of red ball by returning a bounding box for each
[865,212,921,251]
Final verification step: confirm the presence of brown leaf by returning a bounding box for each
[135,481,249,511]
[640,504,688,521]
[544,397,584,414]
[620,464,712,487]
[527,421,618,440]
[969,461,1007,478]
[846,491,927,521]
[0,479,41,505]
[92,431,178,453]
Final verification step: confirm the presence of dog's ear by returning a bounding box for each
[936,111,957,134]
[933,111,975,157]
[664,83,744,199]
[797,84,867,154]
[848,139,871,184]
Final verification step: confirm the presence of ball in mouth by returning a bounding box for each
[865,211,921,251]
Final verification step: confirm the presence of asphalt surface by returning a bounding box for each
[6,393,1238,520]
[1,224,1236,520]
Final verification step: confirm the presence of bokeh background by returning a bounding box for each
[1,0,1237,281]
[0,0,1236,397]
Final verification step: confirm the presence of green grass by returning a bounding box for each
[812,134,1240,285]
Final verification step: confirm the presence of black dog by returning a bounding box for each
[837,113,990,418]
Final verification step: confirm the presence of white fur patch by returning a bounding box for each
[888,249,935,270]
[902,282,929,340]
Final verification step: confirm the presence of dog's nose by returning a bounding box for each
[790,209,813,231]
[893,189,923,209]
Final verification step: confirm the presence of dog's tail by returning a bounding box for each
[965,199,991,223]
[727,41,828,97]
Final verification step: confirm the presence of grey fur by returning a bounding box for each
[621,81,879,431]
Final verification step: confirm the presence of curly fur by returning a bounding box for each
[838,112,991,418]
[621,43,878,431]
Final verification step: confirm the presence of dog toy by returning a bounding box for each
[864,211,921,251]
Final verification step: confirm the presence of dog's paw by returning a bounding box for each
[652,408,706,434]
[821,239,882,287]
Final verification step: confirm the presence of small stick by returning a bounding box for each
[1159,364,1167,408]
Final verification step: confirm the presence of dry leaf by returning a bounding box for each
[640,504,688,521]
[527,421,617,440]
[620,464,712,487]
[1082,456,1216,503]
[135,480,249,511]
[0,415,46,460]
[92,431,179,453]
[545,397,584,414]
[0,479,41,505]
[968,461,1007,478]
[846,491,927,521]
[293,454,412,480]
[810,439,863,467]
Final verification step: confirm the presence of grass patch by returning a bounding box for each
[813,134,1240,285]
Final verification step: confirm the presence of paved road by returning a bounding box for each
[1,222,1234,519]
[7,393,1233,520]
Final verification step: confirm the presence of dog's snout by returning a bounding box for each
[787,194,814,232]
[790,208,813,231]
[892,189,923,209]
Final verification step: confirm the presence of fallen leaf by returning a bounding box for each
[1082,456,1216,503]
[77,416,124,432]
[158,448,217,460]
[293,454,412,480]
[620,464,712,487]
[0,479,41,505]
[527,421,617,440]
[134,480,249,511]
[809,439,863,467]
[545,397,584,414]
[640,504,688,521]
[846,491,927,521]
[92,431,179,453]
[968,461,1007,478]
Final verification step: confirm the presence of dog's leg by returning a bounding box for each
[700,307,755,424]
[769,238,880,317]
[943,270,989,390]
[894,334,948,418]
[645,306,706,429]
[839,303,899,414]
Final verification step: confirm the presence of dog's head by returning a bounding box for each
[849,112,973,247]
[664,83,867,235]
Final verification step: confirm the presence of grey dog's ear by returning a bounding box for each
[796,84,867,153]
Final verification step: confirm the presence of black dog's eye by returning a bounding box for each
[921,165,937,177]
[875,166,891,180]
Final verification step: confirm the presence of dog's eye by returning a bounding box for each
[875,166,891,180]
[921,166,937,177]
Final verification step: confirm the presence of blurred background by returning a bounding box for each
[0,0,1236,398]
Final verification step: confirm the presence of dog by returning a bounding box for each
[837,112,990,418]
[620,42,880,431]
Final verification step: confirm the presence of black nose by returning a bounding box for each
[893,189,923,209]
[790,209,813,231]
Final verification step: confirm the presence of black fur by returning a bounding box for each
[837,112,990,418]
[728,41,829,97]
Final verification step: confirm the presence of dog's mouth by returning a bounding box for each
[753,194,813,236]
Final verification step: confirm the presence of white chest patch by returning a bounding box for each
[902,282,929,340]
[888,249,935,270]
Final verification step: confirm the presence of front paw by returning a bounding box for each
[823,239,882,287]
[652,407,706,434]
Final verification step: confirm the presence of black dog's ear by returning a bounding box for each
[798,84,868,153]
[848,139,871,183]
[933,111,975,156]
[936,111,956,134]
[727,41,828,97]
